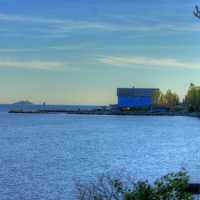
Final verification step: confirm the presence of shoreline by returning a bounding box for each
[8,109,200,117]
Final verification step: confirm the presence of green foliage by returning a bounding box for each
[165,90,179,108]
[76,170,193,200]
[124,171,192,200]
[185,83,200,112]
[124,181,154,200]
[153,171,192,200]
[153,90,179,109]
[152,91,161,105]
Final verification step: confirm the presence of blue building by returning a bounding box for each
[117,88,159,109]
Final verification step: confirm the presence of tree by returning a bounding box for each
[152,90,162,105]
[165,90,179,109]
[152,90,167,106]
[153,90,179,108]
[185,83,200,111]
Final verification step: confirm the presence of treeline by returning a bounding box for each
[153,89,180,109]
[152,83,200,112]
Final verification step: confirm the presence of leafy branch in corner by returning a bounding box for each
[194,5,200,19]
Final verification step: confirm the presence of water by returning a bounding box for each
[1,105,200,199]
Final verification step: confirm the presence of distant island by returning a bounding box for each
[13,100,33,105]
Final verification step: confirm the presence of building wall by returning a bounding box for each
[118,96,153,108]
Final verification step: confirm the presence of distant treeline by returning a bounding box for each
[153,83,200,112]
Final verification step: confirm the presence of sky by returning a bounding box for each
[0,0,200,105]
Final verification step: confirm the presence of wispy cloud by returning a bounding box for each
[0,45,80,53]
[0,59,64,70]
[0,13,199,36]
[0,13,114,31]
[0,11,199,42]
[99,56,200,70]
[0,13,64,24]
[0,48,43,53]
[0,13,123,38]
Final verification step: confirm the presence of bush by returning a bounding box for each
[75,170,193,200]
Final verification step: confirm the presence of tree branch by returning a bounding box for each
[194,5,200,19]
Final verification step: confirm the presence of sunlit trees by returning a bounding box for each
[153,90,162,105]
[165,89,179,109]
[185,8,200,111]
[153,90,166,106]
[153,90,179,109]
[185,83,200,111]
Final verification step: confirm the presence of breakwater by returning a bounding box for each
[8,109,200,117]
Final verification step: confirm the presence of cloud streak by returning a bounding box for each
[0,13,64,24]
[0,13,200,35]
[0,45,80,53]
[99,56,200,70]
[0,13,114,31]
[0,59,64,70]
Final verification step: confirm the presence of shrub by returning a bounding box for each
[75,170,193,200]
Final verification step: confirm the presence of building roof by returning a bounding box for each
[117,88,159,97]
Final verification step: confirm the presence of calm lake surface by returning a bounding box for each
[1,105,200,199]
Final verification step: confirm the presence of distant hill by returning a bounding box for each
[13,100,33,105]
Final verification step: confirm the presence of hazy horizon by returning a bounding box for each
[0,0,200,104]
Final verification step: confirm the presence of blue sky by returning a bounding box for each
[0,0,200,104]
